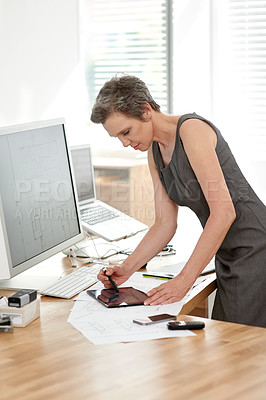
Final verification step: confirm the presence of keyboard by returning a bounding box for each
[40,265,102,299]
[80,205,118,225]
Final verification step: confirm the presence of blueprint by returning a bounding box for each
[67,272,195,344]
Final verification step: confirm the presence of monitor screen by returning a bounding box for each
[0,119,84,283]
[70,145,95,203]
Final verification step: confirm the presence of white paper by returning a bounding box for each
[67,272,195,344]
[146,261,215,275]
[68,310,194,344]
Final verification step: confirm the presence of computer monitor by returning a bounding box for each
[0,118,84,290]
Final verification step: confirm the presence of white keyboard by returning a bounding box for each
[80,204,118,225]
[40,265,102,299]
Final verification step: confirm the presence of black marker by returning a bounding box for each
[102,267,119,293]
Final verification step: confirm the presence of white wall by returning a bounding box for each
[171,0,212,258]
[173,0,212,118]
[0,0,213,152]
[0,0,90,144]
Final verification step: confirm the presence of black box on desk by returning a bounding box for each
[0,298,40,327]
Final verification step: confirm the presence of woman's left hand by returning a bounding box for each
[144,274,191,305]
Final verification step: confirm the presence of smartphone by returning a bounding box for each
[133,313,176,325]
[167,321,205,330]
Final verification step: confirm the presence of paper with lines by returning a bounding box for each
[67,272,195,344]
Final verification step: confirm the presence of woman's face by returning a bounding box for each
[103,111,153,152]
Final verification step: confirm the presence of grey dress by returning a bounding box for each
[152,113,266,328]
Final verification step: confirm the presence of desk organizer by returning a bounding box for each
[0,297,40,327]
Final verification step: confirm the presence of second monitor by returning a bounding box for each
[0,119,84,288]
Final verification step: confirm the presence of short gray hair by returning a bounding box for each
[90,74,160,124]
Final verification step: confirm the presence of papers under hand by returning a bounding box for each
[68,310,194,345]
[67,272,195,344]
[145,262,215,277]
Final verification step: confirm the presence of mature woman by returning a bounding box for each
[90,75,266,328]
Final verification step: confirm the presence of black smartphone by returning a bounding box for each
[133,313,176,325]
[167,321,205,330]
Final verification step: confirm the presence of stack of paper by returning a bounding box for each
[67,272,195,345]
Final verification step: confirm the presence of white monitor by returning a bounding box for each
[0,119,84,289]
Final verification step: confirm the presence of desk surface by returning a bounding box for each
[1,255,265,400]
[1,296,266,400]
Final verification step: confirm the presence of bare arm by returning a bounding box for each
[145,119,236,305]
[121,148,178,273]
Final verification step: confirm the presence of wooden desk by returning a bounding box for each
[1,289,265,400]
[181,273,216,315]
[4,255,265,400]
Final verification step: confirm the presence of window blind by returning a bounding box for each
[84,0,172,112]
[213,0,266,158]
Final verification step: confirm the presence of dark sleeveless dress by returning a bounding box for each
[152,113,266,328]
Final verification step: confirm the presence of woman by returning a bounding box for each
[90,75,266,328]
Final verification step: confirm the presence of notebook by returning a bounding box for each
[70,145,148,241]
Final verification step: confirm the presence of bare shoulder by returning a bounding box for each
[179,118,217,148]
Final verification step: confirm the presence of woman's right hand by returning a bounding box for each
[97,265,131,289]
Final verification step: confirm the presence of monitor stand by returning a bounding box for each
[0,273,61,292]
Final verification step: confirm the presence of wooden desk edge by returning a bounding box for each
[180,273,217,315]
